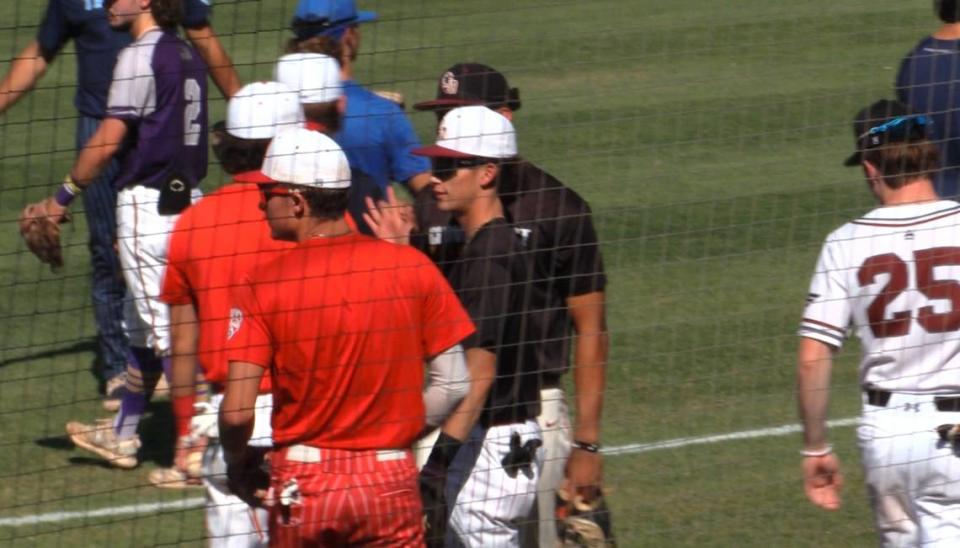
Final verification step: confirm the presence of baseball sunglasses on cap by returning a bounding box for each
[431,157,492,181]
[859,115,929,143]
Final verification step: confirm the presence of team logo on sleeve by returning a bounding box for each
[227,308,243,340]
[806,293,820,304]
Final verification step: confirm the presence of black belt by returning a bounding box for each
[866,389,960,412]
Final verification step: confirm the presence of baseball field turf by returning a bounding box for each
[0,0,935,545]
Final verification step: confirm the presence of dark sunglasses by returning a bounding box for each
[431,157,489,181]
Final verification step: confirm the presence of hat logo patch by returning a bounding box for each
[441,71,459,95]
[227,308,243,340]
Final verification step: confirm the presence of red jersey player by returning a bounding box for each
[158,81,304,545]
[219,128,474,546]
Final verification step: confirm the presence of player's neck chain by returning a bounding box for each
[308,229,352,239]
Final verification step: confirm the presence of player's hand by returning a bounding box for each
[802,452,843,510]
[364,186,414,245]
[564,446,603,503]
[225,447,270,508]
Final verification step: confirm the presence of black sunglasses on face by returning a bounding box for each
[431,157,490,181]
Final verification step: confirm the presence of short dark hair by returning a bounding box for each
[150,0,184,28]
[299,186,350,220]
[937,0,960,23]
[303,102,342,134]
[211,123,271,174]
[863,140,940,189]
[286,36,344,64]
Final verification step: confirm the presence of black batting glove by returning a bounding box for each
[420,432,462,548]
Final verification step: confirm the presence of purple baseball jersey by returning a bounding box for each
[107,27,208,190]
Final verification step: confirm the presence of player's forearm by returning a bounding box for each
[219,361,262,456]
[0,41,48,115]
[406,172,432,194]
[572,330,608,443]
[568,291,609,443]
[70,118,127,187]
[797,337,835,451]
[186,26,241,99]
[169,304,199,400]
[439,348,496,441]
[423,344,470,427]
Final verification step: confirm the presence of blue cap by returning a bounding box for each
[292,0,377,40]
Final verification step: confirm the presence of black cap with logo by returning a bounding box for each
[414,63,521,112]
[845,99,930,166]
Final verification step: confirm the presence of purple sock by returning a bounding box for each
[113,347,162,440]
[162,356,173,386]
[114,391,146,441]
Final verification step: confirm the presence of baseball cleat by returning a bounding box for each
[148,466,203,489]
[66,418,140,469]
[102,373,127,412]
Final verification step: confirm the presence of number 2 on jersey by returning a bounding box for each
[858,247,960,337]
[183,78,201,146]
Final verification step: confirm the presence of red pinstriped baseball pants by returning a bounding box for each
[268,445,424,547]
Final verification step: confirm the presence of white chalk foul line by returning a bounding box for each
[0,416,859,527]
[0,497,205,527]
[602,416,859,456]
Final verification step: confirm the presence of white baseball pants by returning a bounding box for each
[202,393,273,548]
[447,420,544,548]
[116,185,200,354]
[858,392,960,547]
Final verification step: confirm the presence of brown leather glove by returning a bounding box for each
[19,200,70,271]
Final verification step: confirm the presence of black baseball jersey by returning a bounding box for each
[448,218,540,427]
[499,160,607,384]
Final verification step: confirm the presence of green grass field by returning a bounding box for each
[0,0,939,545]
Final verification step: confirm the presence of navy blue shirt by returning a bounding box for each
[896,36,960,197]
[107,28,208,190]
[36,0,210,118]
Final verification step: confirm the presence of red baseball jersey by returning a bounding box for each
[161,173,294,389]
[227,233,474,450]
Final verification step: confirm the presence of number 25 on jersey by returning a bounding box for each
[859,247,960,338]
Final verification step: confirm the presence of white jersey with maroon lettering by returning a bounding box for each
[799,200,960,394]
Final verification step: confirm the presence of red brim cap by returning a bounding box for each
[233,170,277,184]
[413,98,485,111]
[411,144,477,158]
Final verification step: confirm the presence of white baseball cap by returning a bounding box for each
[226,81,304,139]
[274,53,343,104]
[259,128,351,189]
[413,105,517,159]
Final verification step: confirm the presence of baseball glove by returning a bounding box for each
[937,423,960,445]
[556,486,616,547]
[19,201,69,271]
